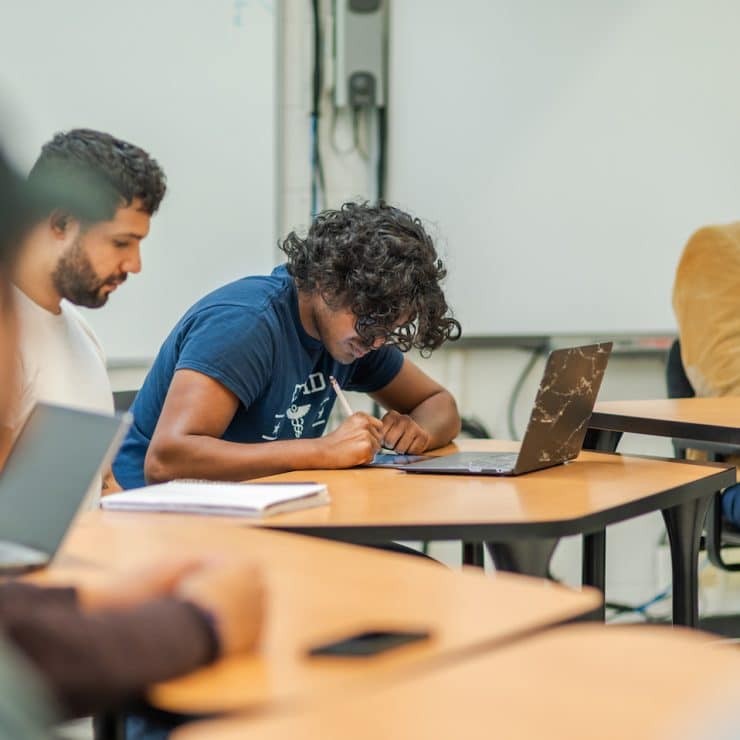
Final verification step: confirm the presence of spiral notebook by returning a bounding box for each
[101,480,329,517]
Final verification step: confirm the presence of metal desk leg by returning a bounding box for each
[462,542,485,567]
[485,538,559,579]
[583,429,623,453]
[661,495,713,627]
[578,430,618,621]
[582,530,606,621]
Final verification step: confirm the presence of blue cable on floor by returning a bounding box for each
[606,560,709,621]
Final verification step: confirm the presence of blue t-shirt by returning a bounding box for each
[113,265,404,488]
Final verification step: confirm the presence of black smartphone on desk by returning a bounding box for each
[308,629,430,657]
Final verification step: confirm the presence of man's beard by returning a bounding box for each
[51,237,126,308]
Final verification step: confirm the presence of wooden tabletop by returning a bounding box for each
[174,624,740,740]
[38,510,600,715]
[590,397,740,444]
[251,439,734,541]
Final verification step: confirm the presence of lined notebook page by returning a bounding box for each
[101,481,329,518]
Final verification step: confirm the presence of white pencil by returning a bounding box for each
[329,375,354,417]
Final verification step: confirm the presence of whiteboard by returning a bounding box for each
[387,0,740,337]
[0,0,275,360]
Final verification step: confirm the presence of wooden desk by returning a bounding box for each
[44,511,599,715]
[589,397,740,447]
[585,398,740,623]
[255,440,734,626]
[174,624,740,740]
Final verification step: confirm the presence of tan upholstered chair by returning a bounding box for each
[674,222,740,398]
[673,224,740,570]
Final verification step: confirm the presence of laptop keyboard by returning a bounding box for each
[464,453,518,469]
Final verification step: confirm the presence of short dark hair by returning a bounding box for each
[27,128,166,223]
[281,201,461,354]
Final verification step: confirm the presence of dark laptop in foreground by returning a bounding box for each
[399,342,612,476]
[0,402,130,574]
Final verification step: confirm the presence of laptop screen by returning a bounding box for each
[515,342,612,473]
[0,403,129,555]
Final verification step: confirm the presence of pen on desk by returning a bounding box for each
[329,375,354,417]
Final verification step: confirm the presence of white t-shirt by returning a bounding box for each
[10,286,114,506]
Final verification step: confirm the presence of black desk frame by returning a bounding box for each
[264,456,734,628]
[584,409,740,627]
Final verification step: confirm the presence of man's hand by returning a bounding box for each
[317,412,384,468]
[175,561,265,656]
[101,469,122,495]
[380,410,431,454]
[77,558,202,611]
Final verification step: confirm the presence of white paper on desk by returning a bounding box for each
[100,480,330,517]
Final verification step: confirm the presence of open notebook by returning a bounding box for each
[100,480,329,518]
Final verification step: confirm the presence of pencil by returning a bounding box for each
[329,375,354,417]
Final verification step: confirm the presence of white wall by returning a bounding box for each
[0,0,277,362]
[387,0,740,337]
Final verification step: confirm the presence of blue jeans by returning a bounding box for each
[721,483,740,528]
[125,713,179,740]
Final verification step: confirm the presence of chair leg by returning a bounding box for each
[581,531,606,621]
[485,538,559,579]
[462,542,485,567]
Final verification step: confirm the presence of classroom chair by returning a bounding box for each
[112,390,138,413]
[666,339,740,572]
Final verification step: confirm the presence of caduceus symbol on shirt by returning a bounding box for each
[286,403,311,438]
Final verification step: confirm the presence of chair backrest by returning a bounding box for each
[666,339,694,461]
[112,390,138,413]
[666,339,695,399]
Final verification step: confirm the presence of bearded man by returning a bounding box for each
[2,129,165,485]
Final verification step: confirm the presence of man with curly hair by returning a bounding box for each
[112,202,462,489]
[2,129,166,486]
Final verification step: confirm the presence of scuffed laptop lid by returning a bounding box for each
[514,342,612,474]
[0,403,130,555]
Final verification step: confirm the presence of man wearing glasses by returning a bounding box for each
[111,202,462,490]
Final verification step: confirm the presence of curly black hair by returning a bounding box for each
[281,202,461,354]
[27,128,166,223]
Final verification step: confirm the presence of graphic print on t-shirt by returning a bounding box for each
[261,371,332,441]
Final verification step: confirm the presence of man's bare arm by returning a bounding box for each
[371,358,461,453]
[145,369,383,483]
[0,426,13,470]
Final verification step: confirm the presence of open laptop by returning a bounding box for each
[0,402,130,574]
[398,342,612,476]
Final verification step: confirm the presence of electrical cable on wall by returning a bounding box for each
[328,105,362,156]
[376,104,386,202]
[507,346,547,440]
[354,107,369,159]
[330,0,387,205]
[310,0,326,217]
